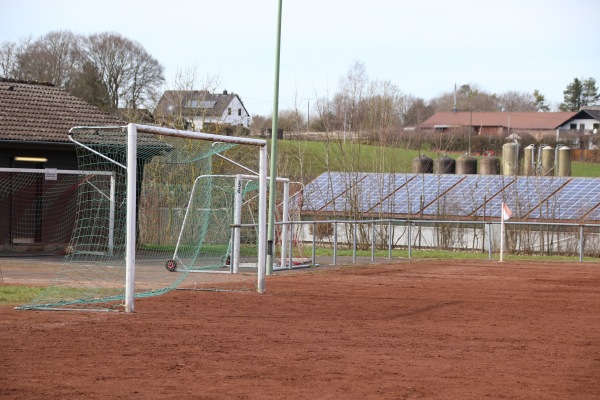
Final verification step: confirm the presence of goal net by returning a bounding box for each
[0,168,113,256]
[20,124,268,311]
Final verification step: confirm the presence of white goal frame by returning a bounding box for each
[0,167,116,255]
[70,123,268,313]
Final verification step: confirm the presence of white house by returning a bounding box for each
[155,90,251,132]
[557,108,600,148]
[558,108,600,134]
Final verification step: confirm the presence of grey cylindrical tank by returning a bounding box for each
[456,155,477,174]
[412,155,433,174]
[523,144,535,176]
[479,156,500,175]
[502,142,519,176]
[557,146,571,177]
[434,156,455,174]
[540,145,554,176]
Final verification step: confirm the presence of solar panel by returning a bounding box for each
[484,176,570,219]
[433,174,512,217]
[302,172,367,212]
[377,174,463,215]
[302,172,600,222]
[542,178,600,220]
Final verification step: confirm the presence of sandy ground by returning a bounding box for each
[1,258,600,399]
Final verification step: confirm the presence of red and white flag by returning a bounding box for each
[502,202,512,221]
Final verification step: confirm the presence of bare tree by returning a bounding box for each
[430,84,499,112]
[17,31,83,89]
[0,39,27,78]
[498,90,537,112]
[84,32,164,111]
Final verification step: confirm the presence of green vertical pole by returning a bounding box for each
[267,0,283,275]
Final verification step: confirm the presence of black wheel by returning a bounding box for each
[165,259,177,272]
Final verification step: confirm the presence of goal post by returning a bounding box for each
[124,124,268,312]
[18,123,268,312]
[231,174,290,274]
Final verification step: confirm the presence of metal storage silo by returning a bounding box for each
[502,142,519,176]
[456,155,477,174]
[557,146,571,177]
[540,145,554,176]
[412,155,433,174]
[434,156,456,174]
[479,157,500,175]
[523,144,535,176]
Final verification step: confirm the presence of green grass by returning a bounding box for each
[277,140,600,179]
[0,286,46,306]
[313,247,595,262]
[570,162,600,177]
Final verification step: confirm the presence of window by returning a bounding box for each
[227,108,231,115]
[238,109,241,116]
[579,123,585,131]
[570,123,577,130]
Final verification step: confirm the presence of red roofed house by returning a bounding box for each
[419,111,577,140]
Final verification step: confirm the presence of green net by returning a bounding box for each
[21,126,262,311]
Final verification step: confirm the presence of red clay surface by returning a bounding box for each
[1,259,600,399]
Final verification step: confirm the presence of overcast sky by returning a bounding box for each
[1,0,599,116]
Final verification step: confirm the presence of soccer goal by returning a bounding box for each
[20,124,268,312]
[0,167,115,256]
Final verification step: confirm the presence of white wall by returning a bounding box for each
[560,117,600,132]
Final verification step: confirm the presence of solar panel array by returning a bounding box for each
[302,172,600,222]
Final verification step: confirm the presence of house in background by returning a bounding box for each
[0,77,124,254]
[154,90,251,133]
[419,111,577,140]
[556,108,600,149]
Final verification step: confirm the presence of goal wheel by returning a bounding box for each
[165,259,177,272]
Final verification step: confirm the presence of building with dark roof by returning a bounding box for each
[0,77,124,168]
[0,78,124,255]
[154,90,250,132]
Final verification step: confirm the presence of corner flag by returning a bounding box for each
[502,202,512,221]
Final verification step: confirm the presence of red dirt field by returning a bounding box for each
[1,259,600,399]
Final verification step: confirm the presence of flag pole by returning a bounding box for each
[500,202,505,262]
[266,0,283,276]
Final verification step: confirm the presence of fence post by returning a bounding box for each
[579,225,584,263]
[487,222,493,260]
[408,221,412,259]
[312,221,316,267]
[288,221,293,269]
[333,221,338,266]
[371,221,375,262]
[388,220,392,259]
[352,222,357,263]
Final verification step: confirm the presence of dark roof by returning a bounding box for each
[155,90,246,118]
[420,111,577,130]
[0,78,124,143]
[563,109,600,124]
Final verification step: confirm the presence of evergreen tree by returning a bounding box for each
[559,78,583,111]
[533,89,549,111]
[582,77,600,107]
